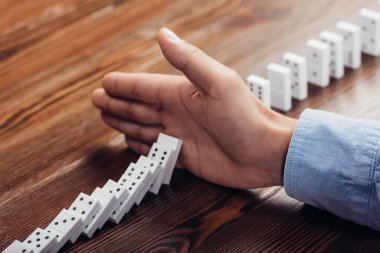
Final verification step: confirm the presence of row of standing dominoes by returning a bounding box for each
[247,7,380,112]
[3,133,182,253]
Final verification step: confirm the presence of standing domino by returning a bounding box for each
[267,63,292,112]
[320,31,344,79]
[82,187,117,238]
[283,52,307,100]
[360,8,380,56]
[68,193,100,243]
[157,134,183,185]
[2,240,33,253]
[23,228,57,253]
[115,162,152,219]
[134,156,161,204]
[46,209,82,252]
[246,75,271,107]
[307,39,330,87]
[102,179,129,224]
[336,21,361,69]
[147,144,174,193]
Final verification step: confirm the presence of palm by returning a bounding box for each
[157,76,264,188]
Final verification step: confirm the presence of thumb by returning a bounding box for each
[157,27,237,95]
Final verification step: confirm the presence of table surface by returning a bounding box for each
[1,0,380,252]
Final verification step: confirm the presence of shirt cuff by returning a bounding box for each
[284,109,380,230]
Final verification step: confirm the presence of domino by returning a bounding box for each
[2,240,33,253]
[68,193,100,243]
[134,156,161,204]
[359,8,380,56]
[102,179,129,224]
[283,52,307,100]
[148,143,175,188]
[23,228,57,253]
[146,146,167,195]
[246,75,271,107]
[113,163,151,222]
[307,39,330,87]
[157,133,183,185]
[267,63,292,111]
[336,21,361,69]
[320,31,344,79]
[82,187,117,238]
[46,209,82,252]
[44,228,64,253]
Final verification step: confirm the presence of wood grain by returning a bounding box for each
[1,0,380,252]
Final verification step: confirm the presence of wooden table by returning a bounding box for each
[1,0,380,252]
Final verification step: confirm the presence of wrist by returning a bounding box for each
[262,109,297,186]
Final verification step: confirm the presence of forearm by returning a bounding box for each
[284,109,380,231]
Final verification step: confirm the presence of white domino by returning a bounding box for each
[246,75,271,106]
[157,134,183,185]
[320,31,344,79]
[267,63,292,111]
[46,209,82,252]
[148,143,175,187]
[2,240,33,253]
[23,228,57,253]
[307,39,330,87]
[283,52,307,100]
[44,228,63,253]
[336,21,361,69]
[134,156,161,204]
[147,147,168,195]
[68,193,100,243]
[102,179,129,224]
[360,8,380,56]
[114,162,151,221]
[82,187,117,238]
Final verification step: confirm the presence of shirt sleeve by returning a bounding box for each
[284,109,380,231]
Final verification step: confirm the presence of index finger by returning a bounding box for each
[102,72,186,103]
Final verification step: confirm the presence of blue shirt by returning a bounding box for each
[284,109,380,231]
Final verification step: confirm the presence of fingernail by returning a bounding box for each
[163,27,181,42]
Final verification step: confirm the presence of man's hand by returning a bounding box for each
[91,28,296,189]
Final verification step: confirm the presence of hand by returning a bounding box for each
[91,28,297,189]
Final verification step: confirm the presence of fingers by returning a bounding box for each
[124,136,151,156]
[92,88,162,124]
[157,27,239,95]
[102,72,185,103]
[101,112,164,144]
